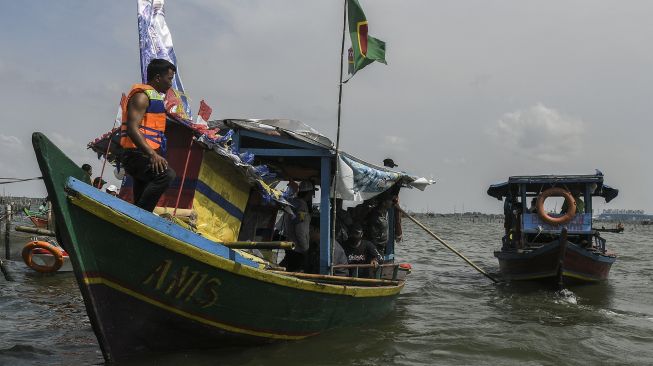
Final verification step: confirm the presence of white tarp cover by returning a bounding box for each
[336,153,434,202]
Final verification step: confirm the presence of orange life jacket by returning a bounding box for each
[119,84,167,151]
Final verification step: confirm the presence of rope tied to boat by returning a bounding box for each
[396,205,500,283]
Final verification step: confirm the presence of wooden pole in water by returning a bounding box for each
[396,205,499,283]
[15,225,56,237]
[4,204,11,260]
[0,258,12,281]
[1,204,13,281]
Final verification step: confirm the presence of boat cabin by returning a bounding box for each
[487,173,618,252]
[91,117,432,275]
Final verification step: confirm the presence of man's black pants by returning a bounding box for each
[121,150,175,212]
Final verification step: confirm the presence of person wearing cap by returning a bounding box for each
[93,177,107,189]
[381,159,403,242]
[279,181,315,272]
[105,185,119,197]
[343,223,383,278]
[382,158,398,169]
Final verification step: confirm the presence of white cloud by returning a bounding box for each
[383,135,407,151]
[442,157,467,166]
[50,132,76,149]
[488,103,584,163]
[0,134,22,148]
[0,134,25,179]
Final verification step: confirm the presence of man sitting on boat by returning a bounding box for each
[363,197,392,255]
[119,59,176,212]
[560,190,584,214]
[344,223,383,278]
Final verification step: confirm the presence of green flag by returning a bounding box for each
[347,0,386,76]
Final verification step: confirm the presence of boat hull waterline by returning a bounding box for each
[494,241,615,283]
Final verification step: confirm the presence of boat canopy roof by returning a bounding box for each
[487,172,619,202]
[218,119,335,150]
[89,117,434,204]
[209,118,434,201]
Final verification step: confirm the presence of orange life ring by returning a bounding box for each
[536,187,576,225]
[22,241,64,273]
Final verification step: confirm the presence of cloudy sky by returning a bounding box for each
[1,1,651,213]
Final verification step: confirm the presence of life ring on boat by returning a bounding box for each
[536,187,576,225]
[21,241,64,273]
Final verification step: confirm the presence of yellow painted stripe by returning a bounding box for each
[193,190,242,242]
[193,153,249,242]
[562,271,601,282]
[69,195,403,298]
[83,276,310,340]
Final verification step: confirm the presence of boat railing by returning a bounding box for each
[331,263,411,281]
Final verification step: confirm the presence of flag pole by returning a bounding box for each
[330,0,347,275]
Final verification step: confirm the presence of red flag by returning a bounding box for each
[198,100,213,121]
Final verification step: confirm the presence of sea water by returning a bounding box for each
[1,215,651,365]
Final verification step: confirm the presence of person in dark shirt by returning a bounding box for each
[344,223,383,278]
[81,164,93,180]
[363,198,392,254]
[528,197,538,213]
[307,217,348,276]
[334,198,353,244]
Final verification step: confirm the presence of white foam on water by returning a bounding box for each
[554,289,578,305]
[599,309,622,318]
[555,289,578,305]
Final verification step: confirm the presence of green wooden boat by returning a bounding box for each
[32,132,412,362]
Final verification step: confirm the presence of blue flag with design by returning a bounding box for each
[137,0,192,120]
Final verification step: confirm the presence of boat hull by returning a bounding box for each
[32,132,403,361]
[29,216,48,229]
[494,241,616,283]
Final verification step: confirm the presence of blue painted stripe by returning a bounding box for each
[195,180,244,220]
[120,177,242,220]
[168,178,198,190]
[65,177,258,268]
[146,99,166,114]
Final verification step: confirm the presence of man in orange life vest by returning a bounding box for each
[119,59,176,212]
